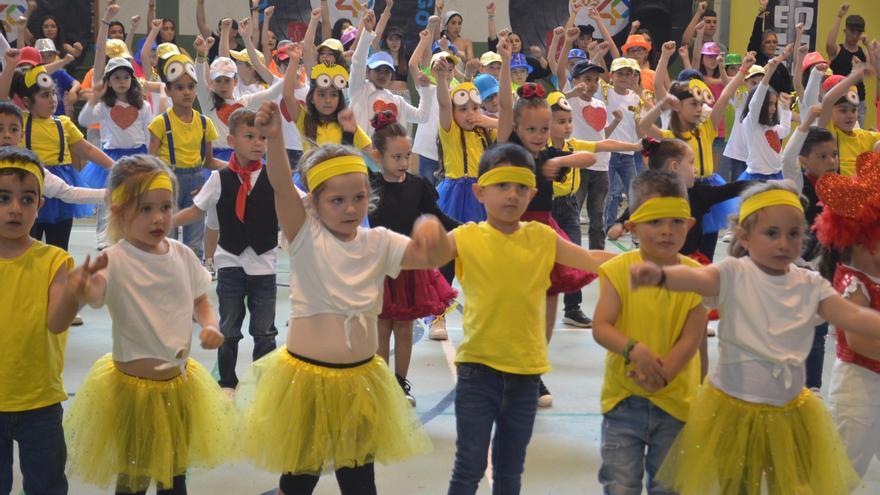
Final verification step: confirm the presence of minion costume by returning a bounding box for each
[63,171,234,493]
[436,81,495,223]
[21,66,95,227]
[290,64,371,152]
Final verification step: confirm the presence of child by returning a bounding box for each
[0,50,114,251]
[368,110,459,406]
[631,180,876,493]
[738,48,793,181]
[721,63,765,184]
[473,74,499,117]
[63,154,233,494]
[435,57,496,223]
[593,170,707,494]
[818,63,880,177]
[547,90,641,327]
[815,151,880,476]
[445,143,612,493]
[281,44,372,153]
[0,147,81,495]
[148,51,221,259]
[240,101,441,494]
[173,108,278,394]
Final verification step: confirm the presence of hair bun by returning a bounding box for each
[370,110,397,131]
[517,83,546,100]
[641,137,661,158]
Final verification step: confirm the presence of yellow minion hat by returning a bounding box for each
[310,63,349,90]
[162,53,197,83]
[547,91,571,110]
[450,82,481,105]
[24,65,53,90]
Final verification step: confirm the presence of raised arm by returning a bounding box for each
[302,8,321,72]
[435,58,454,133]
[320,0,332,41]
[547,27,564,79]
[281,44,304,125]
[748,0,771,55]
[825,3,849,60]
[17,0,36,48]
[254,101,306,244]
[486,1,498,42]
[588,6,620,59]
[691,21,705,70]
[125,15,140,51]
[792,24,807,99]
[564,0,583,31]
[558,26,579,88]
[497,36,514,142]
[93,2,119,82]
[819,63,867,127]
[654,41,676,100]
[0,49,20,100]
[260,6,275,65]
[350,10,376,97]
[781,104,821,189]
[193,35,215,111]
[146,0,157,33]
[681,1,707,48]
[412,24,433,73]
[677,45,692,70]
[372,0,393,51]
[196,0,213,39]
[219,18,232,59]
[710,51,757,129]
[638,93,674,139]
[141,19,162,77]
[248,0,261,46]
[240,18,275,83]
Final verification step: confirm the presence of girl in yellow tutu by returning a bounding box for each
[240,101,444,494]
[63,154,233,494]
[630,180,880,494]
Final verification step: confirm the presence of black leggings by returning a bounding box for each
[279,463,376,495]
[31,219,73,251]
[116,474,186,495]
[439,260,455,286]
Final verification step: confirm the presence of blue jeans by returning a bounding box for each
[418,155,440,186]
[0,403,67,495]
[171,168,205,259]
[604,153,636,230]
[599,396,682,495]
[448,363,539,495]
[216,267,278,388]
[552,195,583,311]
[633,150,645,176]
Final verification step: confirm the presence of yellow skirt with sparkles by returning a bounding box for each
[656,384,860,495]
[64,354,235,491]
[237,348,432,474]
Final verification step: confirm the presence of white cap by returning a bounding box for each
[104,57,134,76]
[210,57,237,79]
[34,38,57,53]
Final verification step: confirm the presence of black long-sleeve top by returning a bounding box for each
[748,13,794,95]
[368,171,461,235]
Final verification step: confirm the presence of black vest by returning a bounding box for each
[216,167,278,256]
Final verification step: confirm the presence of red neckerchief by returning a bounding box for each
[227,153,263,222]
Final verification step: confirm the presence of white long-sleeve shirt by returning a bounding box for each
[44,173,105,204]
[781,126,809,191]
[722,90,749,161]
[348,30,434,137]
[801,66,824,111]
[743,82,792,175]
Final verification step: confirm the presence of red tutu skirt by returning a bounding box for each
[687,251,719,321]
[379,269,458,321]
[521,211,597,296]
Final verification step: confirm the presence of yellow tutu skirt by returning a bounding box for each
[64,354,235,491]
[657,384,860,495]
[237,348,432,474]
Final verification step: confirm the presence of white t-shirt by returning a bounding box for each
[287,204,409,345]
[193,168,276,276]
[78,100,154,150]
[412,85,443,160]
[722,92,749,161]
[94,238,212,370]
[706,256,837,405]
[281,84,310,152]
[600,84,641,154]
[566,89,610,171]
[743,82,793,175]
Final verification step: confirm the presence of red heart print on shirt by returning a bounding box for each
[217,103,244,125]
[110,105,139,130]
[373,99,399,120]
[765,130,781,153]
[582,106,607,132]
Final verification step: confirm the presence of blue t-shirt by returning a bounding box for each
[51,71,75,116]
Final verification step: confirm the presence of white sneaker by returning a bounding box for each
[721,230,734,243]
[428,316,448,341]
[538,379,553,408]
[71,314,84,326]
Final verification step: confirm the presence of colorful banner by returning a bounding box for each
[572,0,632,37]
[0,1,26,42]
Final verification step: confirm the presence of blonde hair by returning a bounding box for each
[728,179,804,258]
[103,154,178,244]
[298,144,377,212]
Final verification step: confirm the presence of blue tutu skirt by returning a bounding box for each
[437,177,485,223]
[729,170,784,217]
[38,165,93,223]
[80,146,147,189]
[696,173,738,233]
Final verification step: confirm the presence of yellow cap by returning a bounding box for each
[156,42,180,60]
[317,38,344,54]
[230,49,265,67]
[480,51,502,66]
[610,57,641,73]
[105,39,132,60]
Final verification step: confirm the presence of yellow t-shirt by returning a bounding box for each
[148,108,219,168]
[294,108,371,151]
[828,123,880,177]
[21,112,83,166]
[553,138,597,198]
[454,221,556,374]
[598,251,703,421]
[660,118,718,178]
[439,119,497,179]
[0,241,72,412]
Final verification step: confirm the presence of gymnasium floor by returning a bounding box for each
[11,221,880,494]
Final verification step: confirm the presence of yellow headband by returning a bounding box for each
[477,166,536,188]
[305,155,368,191]
[739,189,803,223]
[629,197,691,223]
[0,162,43,194]
[111,173,173,205]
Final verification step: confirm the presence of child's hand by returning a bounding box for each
[607,222,625,240]
[611,109,624,122]
[220,17,233,32]
[130,15,141,27]
[542,157,566,181]
[428,15,441,29]
[778,91,792,108]
[150,18,163,32]
[104,2,119,21]
[496,36,512,59]
[286,42,303,62]
[91,81,107,100]
[661,40,676,56]
[677,45,689,60]
[695,20,705,35]
[552,26,565,41]
[338,108,357,133]
[627,368,664,393]
[414,70,431,87]
[741,50,757,70]
[630,260,663,288]
[529,45,544,59]
[565,26,580,43]
[587,6,601,22]
[438,35,450,53]
[4,48,20,67]
[310,8,322,21]
[411,215,448,252]
[419,28,431,43]
[628,343,667,391]
[363,10,376,31]
[697,1,708,14]
[194,35,209,56]
[465,58,481,77]
[199,325,224,350]
[254,101,284,138]
[659,93,680,112]
[68,253,108,305]
[486,1,495,16]
[239,17,250,36]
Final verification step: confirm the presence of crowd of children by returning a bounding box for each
[2,0,880,494]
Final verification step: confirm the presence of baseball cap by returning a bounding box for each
[104,57,134,77]
[802,51,828,71]
[210,57,237,79]
[480,51,502,66]
[568,49,587,61]
[676,68,703,82]
[17,47,41,67]
[570,60,605,78]
[610,57,640,73]
[106,39,133,60]
[510,53,532,74]
[366,51,395,71]
[473,73,499,100]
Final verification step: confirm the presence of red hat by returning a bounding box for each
[16,47,41,67]
[821,74,845,94]
[802,51,828,71]
[814,152,880,252]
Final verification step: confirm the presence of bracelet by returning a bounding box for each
[623,338,638,364]
[250,7,259,12]
[739,67,749,75]
[101,20,112,26]
[657,267,667,288]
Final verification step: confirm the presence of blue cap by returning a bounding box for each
[432,41,459,56]
[676,68,704,82]
[474,74,499,101]
[568,49,587,61]
[510,53,533,74]
[367,51,395,71]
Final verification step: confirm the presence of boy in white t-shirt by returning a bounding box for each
[173,108,278,392]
